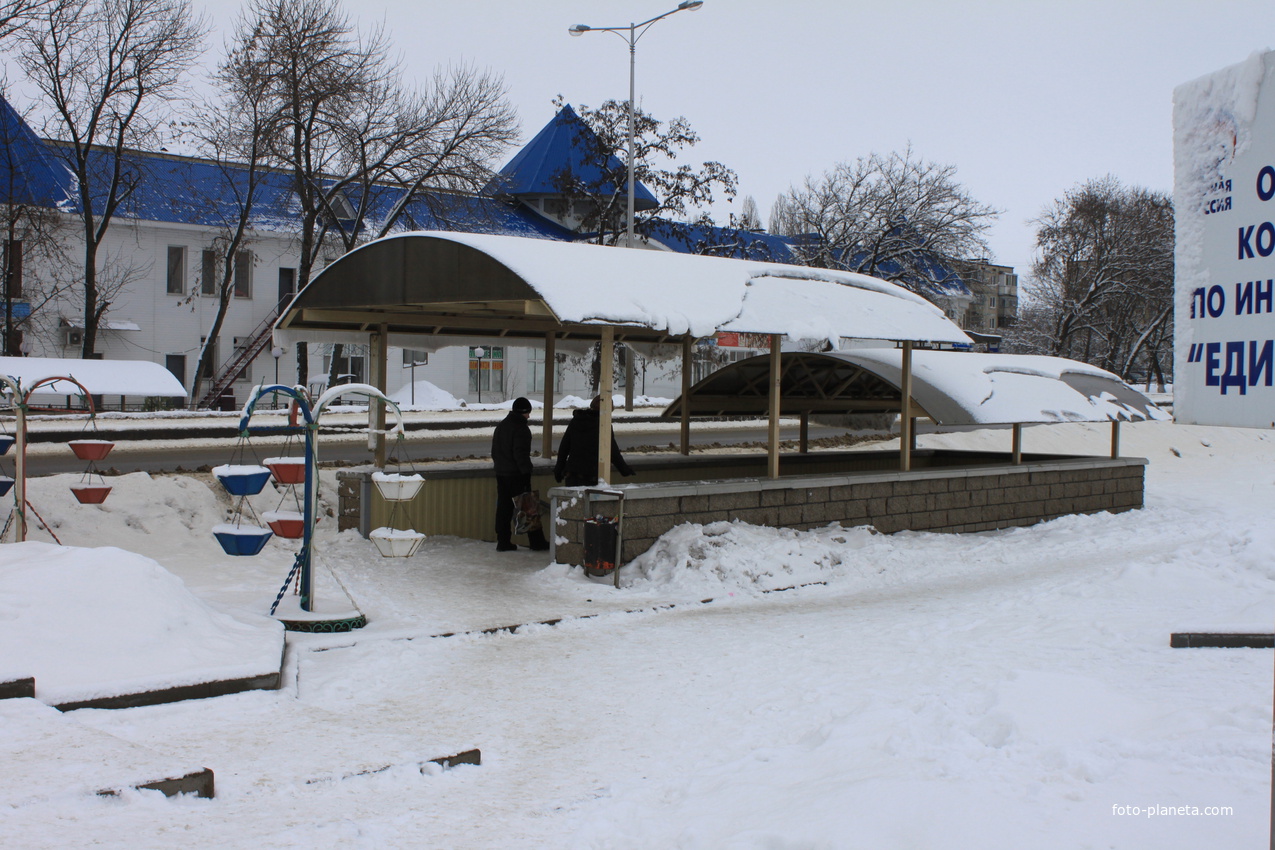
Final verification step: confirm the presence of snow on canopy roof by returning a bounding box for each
[665,349,1168,425]
[0,357,188,398]
[276,231,971,346]
[842,349,1169,425]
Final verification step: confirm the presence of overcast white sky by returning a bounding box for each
[160,1,1275,277]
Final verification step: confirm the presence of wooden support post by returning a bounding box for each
[598,327,614,485]
[624,345,634,411]
[542,332,556,458]
[909,418,917,453]
[14,400,26,541]
[768,334,781,479]
[1012,422,1022,465]
[1111,419,1121,459]
[372,324,388,468]
[680,334,692,455]
[799,411,809,453]
[900,341,913,472]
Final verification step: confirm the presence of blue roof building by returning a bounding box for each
[0,97,977,404]
[490,104,658,210]
[0,97,70,209]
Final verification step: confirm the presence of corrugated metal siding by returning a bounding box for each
[368,472,558,542]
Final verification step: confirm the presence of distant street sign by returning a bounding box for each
[1175,50,1275,428]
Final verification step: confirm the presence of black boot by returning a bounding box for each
[496,540,518,552]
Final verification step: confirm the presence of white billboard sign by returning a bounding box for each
[1174,51,1275,428]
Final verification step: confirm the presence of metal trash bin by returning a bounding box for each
[583,516,619,577]
[582,489,625,587]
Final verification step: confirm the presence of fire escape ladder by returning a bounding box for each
[197,307,280,409]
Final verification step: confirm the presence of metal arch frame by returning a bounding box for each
[664,352,932,419]
[238,383,405,613]
[0,373,98,543]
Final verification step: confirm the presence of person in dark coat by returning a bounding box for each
[492,396,549,552]
[554,396,635,487]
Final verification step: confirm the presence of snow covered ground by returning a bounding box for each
[1,418,1272,847]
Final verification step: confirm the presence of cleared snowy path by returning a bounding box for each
[4,420,1271,847]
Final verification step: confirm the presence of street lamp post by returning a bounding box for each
[271,346,284,407]
[571,1,703,415]
[569,0,704,250]
[473,346,486,404]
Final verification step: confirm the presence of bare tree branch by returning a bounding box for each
[1007,176,1174,381]
[16,0,204,357]
[771,145,999,296]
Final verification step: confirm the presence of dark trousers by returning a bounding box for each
[495,474,548,547]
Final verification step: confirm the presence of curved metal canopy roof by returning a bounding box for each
[664,350,1168,426]
[273,232,973,349]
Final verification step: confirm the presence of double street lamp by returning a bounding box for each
[569,1,704,249]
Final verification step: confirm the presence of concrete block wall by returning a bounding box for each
[549,457,1146,567]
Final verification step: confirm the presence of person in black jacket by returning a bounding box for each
[492,396,550,552]
[554,396,635,487]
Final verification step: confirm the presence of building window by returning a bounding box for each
[325,353,365,385]
[232,336,252,381]
[201,250,217,296]
[528,347,544,393]
[165,354,186,389]
[233,250,253,299]
[468,346,503,395]
[277,267,296,310]
[166,246,186,295]
[200,335,218,379]
[329,192,356,221]
[691,346,751,384]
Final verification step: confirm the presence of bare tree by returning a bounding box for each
[16,0,204,357]
[545,96,737,247]
[358,64,519,241]
[771,145,999,295]
[736,195,762,232]
[0,0,59,41]
[1014,176,1173,382]
[0,204,75,356]
[227,0,518,386]
[0,88,77,354]
[183,40,279,406]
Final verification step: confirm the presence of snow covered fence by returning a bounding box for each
[550,453,1146,567]
[334,448,1146,561]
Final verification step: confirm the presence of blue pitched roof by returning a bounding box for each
[0,97,71,207]
[872,253,972,299]
[646,219,798,262]
[43,140,573,241]
[491,104,658,210]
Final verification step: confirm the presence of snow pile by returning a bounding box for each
[0,541,283,704]
[626,521,880,596]
[555,394,672,409]
[388,379,461,410]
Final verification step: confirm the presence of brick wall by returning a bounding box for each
[550,457,1146,567]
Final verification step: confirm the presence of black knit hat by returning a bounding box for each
[512,396,532,413]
